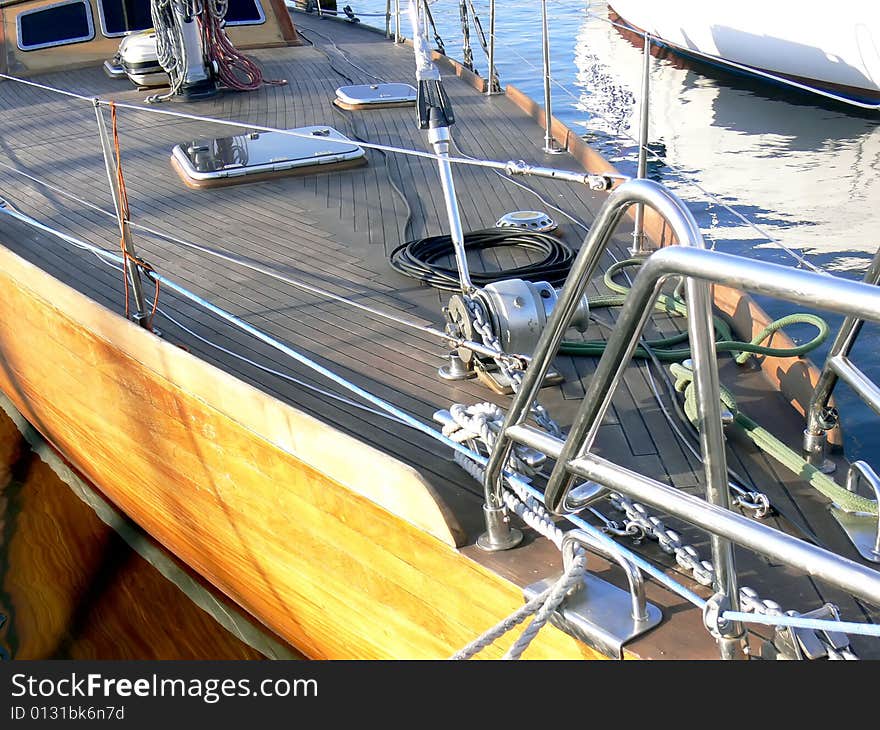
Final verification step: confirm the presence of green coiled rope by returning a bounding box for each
[560,258,830,363]
[670,362,877,516]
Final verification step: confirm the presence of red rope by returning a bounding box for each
[201,14,287,92]
[109,102,160,330]
[109,102,131,319]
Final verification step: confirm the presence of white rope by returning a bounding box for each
[0,159,113,217]
[444,402,541,476]
[722,610,880,638]
[148,0,196,102]
[447,480,586,659]
[503,549,586,660]
[449,586,552,659]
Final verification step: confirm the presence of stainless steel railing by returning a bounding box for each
[804,247,880,470]
[482,178,880,657]
[496,244,880,610]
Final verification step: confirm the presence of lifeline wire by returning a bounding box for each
[0,203,708,612]
[0,156,462,347]
[14,203,880,640]
[721,611,880,638]
[155,305,409,426]
[0,72,624,183]
[0,195,408,428]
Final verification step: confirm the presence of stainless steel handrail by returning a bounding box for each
[484,179,880,656]
[804,247,880,469]
[483,178,711,514]
[494,241,880,613]
[630,32,652,256]
[482,177,744,656]
[846,460,880,557]
[507,422,880,608]
[545,246,880,516]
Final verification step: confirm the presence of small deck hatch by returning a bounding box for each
[171,126,366,188]
[334,83,417,110]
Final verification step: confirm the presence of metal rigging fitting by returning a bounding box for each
[759,603,856,660]
[442,280,589,392]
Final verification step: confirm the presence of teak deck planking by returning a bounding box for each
[0,11,873,659]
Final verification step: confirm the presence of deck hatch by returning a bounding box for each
[17,0,95,51]
[223,0,266,25]
[170,126,366,186]
[334,83,417,109]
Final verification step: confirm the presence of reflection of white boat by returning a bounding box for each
[576,8,880,257]
[607,0,880,106]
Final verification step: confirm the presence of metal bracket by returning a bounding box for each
[438,352,476,381]
[523,530,661,658]
[803,428,836,474]
[762,604,850,660]
[474,361,562,395]
[702,591,732,640]
[477,504,523,552]
[829,460,880,562]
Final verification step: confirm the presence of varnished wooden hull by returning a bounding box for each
[0,241,600,659]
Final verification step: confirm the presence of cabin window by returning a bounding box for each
[95,0,264,37]
[17,0,95,51]
[225,0,266,26]
[97,0,154,37]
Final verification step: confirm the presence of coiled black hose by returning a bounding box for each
[389,228,574,291]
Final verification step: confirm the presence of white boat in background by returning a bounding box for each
[606,0,880,107]
[572,12,880,258]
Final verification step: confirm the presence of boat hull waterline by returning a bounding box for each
[607,0,880,105]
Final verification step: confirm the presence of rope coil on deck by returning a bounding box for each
[148,0,286,103]
[389,228,575,290]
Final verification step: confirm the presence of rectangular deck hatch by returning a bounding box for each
[334,83,417,109]
[170,126,366,188]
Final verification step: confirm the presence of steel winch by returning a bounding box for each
[441,278,590,392]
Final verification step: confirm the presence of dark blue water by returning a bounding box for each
[341,1,880,460]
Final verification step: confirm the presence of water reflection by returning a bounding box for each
[575,6,880,263]
[0,409,287,660]
[568,4,880,458]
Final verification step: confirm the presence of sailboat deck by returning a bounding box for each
[0,11,876,658]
